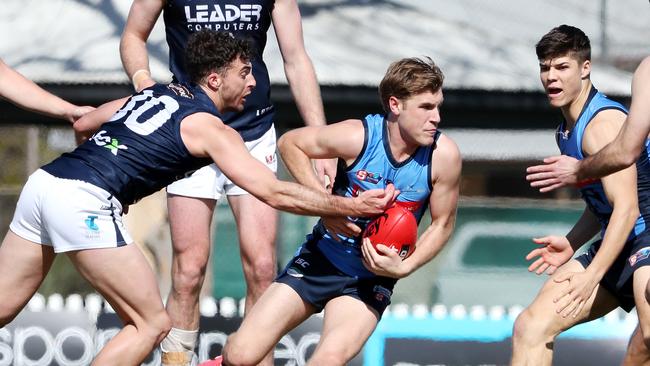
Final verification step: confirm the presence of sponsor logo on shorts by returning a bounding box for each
[287,267,304,278]
[265,154,276,165]
[629,247,650,266]
[84,215,101,239]
[85,216,99,231]
[373,285,392,302]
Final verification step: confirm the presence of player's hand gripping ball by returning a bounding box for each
[363,205,417,260]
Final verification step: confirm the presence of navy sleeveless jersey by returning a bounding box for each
[42,83,215,205]
[163,0,275,141]
[557,86,650,237]
[309,114,436,278]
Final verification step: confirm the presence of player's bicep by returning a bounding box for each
[600,163,638,210]
[271,0,305,60]
[429,136,461,223]
[183,115,275,192]
[280,119,364,161]
[123,0,163,39]
[582,109,627,155]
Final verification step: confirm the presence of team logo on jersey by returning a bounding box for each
[356,170,382,184]
[557,129,570,140]
[91,130,128,156]
[167,83,194,99]
[629,247,650,266]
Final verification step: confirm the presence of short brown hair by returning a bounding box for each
[536,25,591,63]
[379,57,444,113]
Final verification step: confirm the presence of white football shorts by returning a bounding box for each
[10,169,133,253]
[167,124,278,200]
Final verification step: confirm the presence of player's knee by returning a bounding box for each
[135,308,172,346]
[513,308,552,344]
[246,257,276,287]
[173,254,209,294]
[309,349,350,366]
[222,336,260,366]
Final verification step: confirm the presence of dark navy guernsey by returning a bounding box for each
[307,114,436,278]
[41,83,216,206]
[163,0,275,141]
[557,86,650,237]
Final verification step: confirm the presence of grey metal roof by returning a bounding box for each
[1,0,648,94]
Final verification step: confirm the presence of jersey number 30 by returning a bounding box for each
[109,90,180,135]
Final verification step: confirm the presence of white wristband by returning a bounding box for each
[131,69,151,91]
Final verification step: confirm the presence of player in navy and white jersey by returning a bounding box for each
[216,58,461,366]
[511,25,650,366]
[119,2,335,363]
[0,31,395,366]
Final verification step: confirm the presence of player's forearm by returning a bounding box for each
[565,209,600,251]
[577,135,640,181]
[400,217,455,277]
[277,132,326,191]
[587,207,638,278]
[120,34,153,89]
[268,181,369,217]
[0,64,77,122]
[73,97,127,135]
[284,54,326,127]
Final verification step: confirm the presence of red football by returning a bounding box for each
[363,205,418,260]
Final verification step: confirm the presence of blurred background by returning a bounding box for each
[1,1,650,365]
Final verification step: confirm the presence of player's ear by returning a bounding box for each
[580,59,591,79]
[388,96,402,116]
[206,72,222,91]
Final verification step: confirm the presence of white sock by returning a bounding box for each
[161,327,199,365]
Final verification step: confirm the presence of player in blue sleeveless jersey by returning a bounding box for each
[0,31,396,366]
[210,58,461,366]
[526,55,650,192]
[119,2,334,363]
[511,26,650,366]
[526,58,650,366]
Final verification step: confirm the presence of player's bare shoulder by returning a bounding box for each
[431,133,462,182]
[180,112,236,157]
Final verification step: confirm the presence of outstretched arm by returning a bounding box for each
[277,119,364,191]
[578,57,650,177]
[362,135,462,278]
[272,0,336,189]
[278,119,367,238]
[0,60,94,123]
[120,0,163,91]
[182,114,396,217]
[527,57,650,191]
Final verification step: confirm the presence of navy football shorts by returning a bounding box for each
[276,239,396,317]
[576,230,650,311]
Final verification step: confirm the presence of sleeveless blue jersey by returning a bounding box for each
[557,86,650,237]
[310,114,436,278]
[42,83,215,205]
[163,0,275,141]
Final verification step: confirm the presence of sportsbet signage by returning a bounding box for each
[0,304,636,366]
